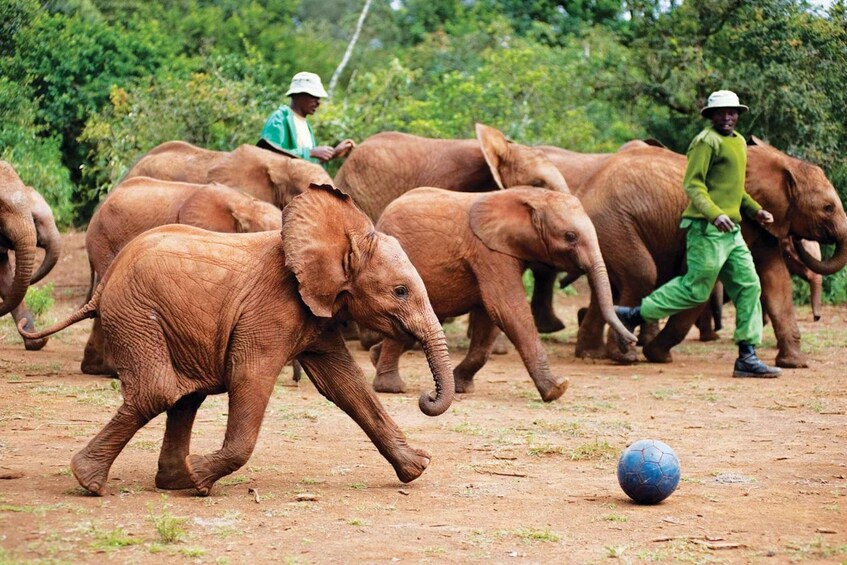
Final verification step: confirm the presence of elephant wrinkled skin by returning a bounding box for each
[371,187,636,402]
[0,160,61,350]
[20,184,453,496]
[81,177,284,375]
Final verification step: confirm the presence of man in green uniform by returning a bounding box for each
[258,71,354,164]
[615,90,781,378]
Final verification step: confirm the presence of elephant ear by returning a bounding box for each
[469,190,552,264]
[748,135,769,147]
[178,184,240,232]
[282,183,373,317]
[476,123,510,190]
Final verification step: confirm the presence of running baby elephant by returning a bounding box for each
[371,187,636,402]
[20,184,454,496]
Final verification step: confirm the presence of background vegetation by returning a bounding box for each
[2,0,846,298]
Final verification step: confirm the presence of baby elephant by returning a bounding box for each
[82,177,282,375]
[372,187,636,402]
[21,184,454,496]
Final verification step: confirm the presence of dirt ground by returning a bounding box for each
[1,231,846,564]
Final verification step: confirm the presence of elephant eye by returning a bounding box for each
[393,286,409,299]
[564,232,578,243]
[825,203,835,214]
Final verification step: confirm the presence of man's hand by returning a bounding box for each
[755,209,775,228]
[333,139,356,159]
[713,214,735,232]
[310,146,335,162]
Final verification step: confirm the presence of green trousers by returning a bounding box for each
[641,219,763,345]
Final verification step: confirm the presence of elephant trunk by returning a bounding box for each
[0,212,37,316]
[810,273,823,321]
[30,217,61,284]
[585,254,637,345]
[415,315,454,417]
[794,233,847,276]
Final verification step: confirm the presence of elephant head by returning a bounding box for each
[747,137,847,275]
[178,183,282,233]
[282,184,454,416]
[468,188,637,345]
[1,161,59,316]
[208,145,333,209]
[476,123,571,194]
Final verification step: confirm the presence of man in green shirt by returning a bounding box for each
[615,90,781,378]
[258,71,355,164]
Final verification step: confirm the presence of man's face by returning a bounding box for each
[292,93,321,116]
[710,108,739,136]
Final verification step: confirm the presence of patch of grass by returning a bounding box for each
[348,518,367,526]
[299,477,324,485]
[532,419,582,435]
[218,474,251,486]
[603,513,629,523]
[128,439,160,452]
[148,500,188,544]
[25,282,55,321]
[449,421,485,436]
[606,544,628,558]
[513,527,560,543]
[650,388,677,400]
[569,440,617,461]
[0,502,70,516]
[349,482,367,490]
[88,525,142,551]
[423,546,447,555]
[178,547,206,557]
[785,536,847,560]
[527,443,565,457]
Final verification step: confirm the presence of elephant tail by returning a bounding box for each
[81,257,97,307]
[18,282,102,340]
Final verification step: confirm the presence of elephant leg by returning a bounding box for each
[639,321,661,346]
[358,326,383,351]
[575,296,607,359]
[372,337,413,393]
[10,302,48,351]
[81,317,117,376]
[454,307,501,394]
[480,278,569,402]
[72,394,158,496]
[185,366,277,496]
[643,305,705,363]
[156,392,207,490]
[299,332,431,483]
[753,242,808,368]
[529,265,565,333]
[469,309,507,355]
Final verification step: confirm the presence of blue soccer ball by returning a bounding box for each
[617,439,681,504]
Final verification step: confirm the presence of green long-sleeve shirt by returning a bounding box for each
[681,127,762,223]
[260,105,319,163]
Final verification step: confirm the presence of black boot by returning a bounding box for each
[733,343,781,378]
[614,306,644,333]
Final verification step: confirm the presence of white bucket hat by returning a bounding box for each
[700,90,748,117]
[285,71,328,98]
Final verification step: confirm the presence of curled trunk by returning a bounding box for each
[586,256,637,345]
[1,213,37,316]
[415,317,454,417]
[30,218,61,284]
[794,235,847,276]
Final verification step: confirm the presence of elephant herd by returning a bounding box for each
[1,122,844,496]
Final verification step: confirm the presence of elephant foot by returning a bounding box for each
[23,337,48,351]
[775,351,809,369]
[606,345,638,365]
[391,447,431,483]
[643,341,673,364]
[155,466,195,490]
[70,450,108,496]
[372,371,407,394]
[184,454,217,497]
[698,332,720,342]
[533,313,565,334]
[491,333,509,355]
[454,374,475,394]
[637,323,660,347]
[536,377,570,402]
[575,345,607,359]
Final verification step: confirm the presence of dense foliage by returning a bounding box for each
[2,0,846,298]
